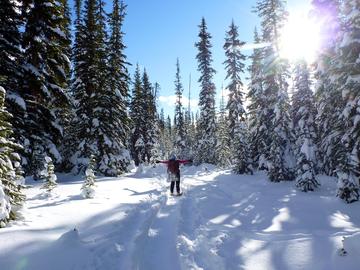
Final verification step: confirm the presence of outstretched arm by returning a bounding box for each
[156,160,169,164]
[179,159,192,164]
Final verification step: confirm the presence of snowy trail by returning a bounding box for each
[1,166,360,270]
[131,193,182,269]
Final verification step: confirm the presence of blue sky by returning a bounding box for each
[72,0,312,118]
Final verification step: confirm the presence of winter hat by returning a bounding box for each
[169,153,176,160]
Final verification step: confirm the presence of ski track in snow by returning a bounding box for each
[1,167,360,270]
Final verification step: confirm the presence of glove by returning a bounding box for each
[188,159,193,163]
[155,160,160,163]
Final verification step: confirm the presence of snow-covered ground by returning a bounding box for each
[1,165,360,270]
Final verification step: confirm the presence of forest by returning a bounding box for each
[0,0,359,228]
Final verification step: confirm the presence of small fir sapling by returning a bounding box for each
[0,183,11,228]
[40,156,57,193]
[81,155,96,198]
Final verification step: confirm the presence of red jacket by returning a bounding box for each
[159,159,191,174]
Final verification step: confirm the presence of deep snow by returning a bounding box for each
[0,165,360,270]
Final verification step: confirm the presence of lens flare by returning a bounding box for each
[279,11,321,63]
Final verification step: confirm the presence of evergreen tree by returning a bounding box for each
[130,65,146,165]
[247,28,267,169]
[141,70,159,163]
[81,155,96,198]
[69,0,129,175]
[255,0,295,182]
[335,0,360,203]
[0,0,23,104]
[164,115,173,158]
[1,1,27,167]
[216,92,231,168]
[63,0,82,171]
[223,20,246,139]
[233,120,253,174]
[184,79,194,159]
[174,59,186,158]
[0,182,10,227]
[40,156,57,194]
[223,20,252,173]
[158,108,168,157]
[0,86,25,225]
[148,82,161,164]
[22,0,71,177]
[292,61,320,192]
[195,18,217,164]
[311,0,343,176]
[95,0,131,175]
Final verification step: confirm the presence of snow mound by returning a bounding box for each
[57,228,80,244]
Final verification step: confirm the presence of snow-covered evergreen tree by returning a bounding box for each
[223,20,252,173]
[40,156,57,194]
[148,82,162,164]
[157,108,167,157]
[0,183,10,228]
[195,18,217,164]
[130,65,146,165]
[22,0,71,177]
[334,0,360,203]
[292,61,320,192]
[164,115,174,158]
[311,0,343,176]
[0,86,25,225]
[183,82,195,159]
[62,0,82,171]
[223,20,246,139]
[68,0,130,175]
[81,155,96,198]
[216,92,231,168]
[173,59,186,158]
[1,1,27,170]
[247,28,267,169]
[255,0,295,182]
[233,121,253,174]
[141,70,159,163]
[96,0,131,175]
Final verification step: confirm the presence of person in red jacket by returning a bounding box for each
[156,154,192,195]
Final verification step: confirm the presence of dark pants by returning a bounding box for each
[170,181,180,194]
[169,172,180,193]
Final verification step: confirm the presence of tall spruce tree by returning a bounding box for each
[184,79,194,159]
[142,70,154,163]
[130,65,146,165]
[223,20,252,173]
[165,115,173,158]
[95,0,131,174]
[311,0,343,176]
[22,0,71,177]
[223,20,246,139]
[1,0,27,170]
[0,0,23,89]
[195,18,217,164]
[174,59,186,158]
[292,61,320,192]
[255,0,295,182]
[69,0,124,175]
[334,0,360,203]
[247,28,267,169]
[0,86,25,225]
[63,0,82,171]
[158,108,168,157]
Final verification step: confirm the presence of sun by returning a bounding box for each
[279,11,321,63]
